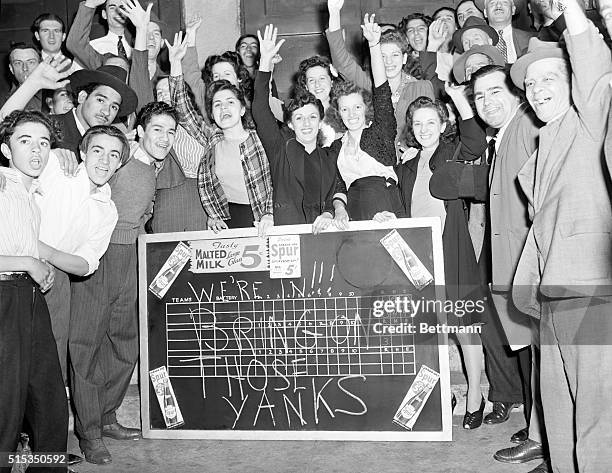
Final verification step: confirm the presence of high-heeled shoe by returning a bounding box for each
[463,396,485,430]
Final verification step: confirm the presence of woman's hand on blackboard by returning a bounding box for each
[256,214,274,238]
[207,217,228,233]
[312,212,333,235]
[333,207,349,231]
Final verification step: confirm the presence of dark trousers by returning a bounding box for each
[69,243,139,440]
[347,176,402,221]
[480,296,530,415]
[0,279,68,473]
[227,202,255,228]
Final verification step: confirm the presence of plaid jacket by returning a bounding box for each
[169,74,273,221]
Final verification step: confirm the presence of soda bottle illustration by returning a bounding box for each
[163,382,178,425]
[398,385,427,422]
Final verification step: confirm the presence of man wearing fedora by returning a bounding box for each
[452,16,500,54]
[476,0,536,62]
[453,44,505,83]
[52,64,137,157]
[510,0,612,471]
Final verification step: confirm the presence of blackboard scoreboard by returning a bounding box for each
[138,219,452,440]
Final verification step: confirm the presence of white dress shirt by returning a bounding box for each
[0,168,41,258]
[41,50,83,75]
[337,130,397,190]
[411,152,446,230]
[36,152,118,275]
[89,31,132,59]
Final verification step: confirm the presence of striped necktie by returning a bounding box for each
[117,36,128,60]
[496,30,508,63]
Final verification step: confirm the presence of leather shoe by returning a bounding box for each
[102,422,141,440]
[463,396,485,429]
[494,439,544,464]
[528,461,552,473]
[484,401,521,424]
[511,427,529,444]
[80,438,112,465]
[68,453,83,465]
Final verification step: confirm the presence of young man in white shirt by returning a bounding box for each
[32,13,82,74]
[89,0,132,59]
[36,125,129,388]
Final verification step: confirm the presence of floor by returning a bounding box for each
[65,386,542,473]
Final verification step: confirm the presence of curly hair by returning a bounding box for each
[295,55,338,96]
[401,96,456,148]
[80,125,130,166]
[205,79,252,129]
[328,81,374,132]
[0,110,61,146]
[379,30,424,80]
[202,51,254,104]
[136,101,179,131]
[284,91,324,124]
[398,13,432,36]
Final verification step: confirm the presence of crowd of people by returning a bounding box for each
[0,0,611,471]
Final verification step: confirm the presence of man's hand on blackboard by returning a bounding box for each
[373,211,397,223]
[333,207,349,230]
[255,214,274,238]
[207,217,228,233]
[312,212,333,235]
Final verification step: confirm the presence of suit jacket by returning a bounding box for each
[512,28,537,59]
[489,104,540,291]
[513,26,612,317]
[53,111,82,158]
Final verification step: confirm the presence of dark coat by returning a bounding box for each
[397,123,488,324]
[53,111,82,158]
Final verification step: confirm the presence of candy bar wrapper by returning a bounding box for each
[149,366,184,429]
[149,242,191,299]
[380,230,433,290]
[393,365,440,430]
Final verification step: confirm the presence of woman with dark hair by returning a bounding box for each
[326,0,434,154]
[253,24,348,232]
[295,55,344,147]
[328,14,404,221]
[396,93,490,430]
[179,18,254,125]
[235,33,260,78]
[168,32,273,235]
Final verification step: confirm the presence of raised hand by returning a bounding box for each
[29,57,71,91]
[120,0,152,30]
[257,24,285,72]
[427,19,447,52]
[361,13,381,46]
[165,31,188,65]
[444,82,473,119]
[327,0,344,12]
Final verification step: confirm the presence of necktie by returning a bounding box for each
[496,30,508,63]
[117,36,128,60]
[486,135,497,165]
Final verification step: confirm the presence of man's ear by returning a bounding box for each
[80,149,87,162]
[8,64,14,77]
[45,97,54,111]
[511,3,516,16]
[288,122,294,130]
[78,90,89,105]
[34,32,41,42]
[61,33,67,43]
[402,52,408,65]
[1,143,12,161]
[137,125,145,140]
[102,9,108,21]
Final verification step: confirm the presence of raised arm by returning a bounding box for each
[0,59,70,119]
[252,24,285,158]
[121,0,155,112]
[167,31,215,147]
[361,13,385,88]
[66,0,105,70]
[326,0,373,90]
[181,17,210,121]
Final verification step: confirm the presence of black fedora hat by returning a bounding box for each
[69,65,138,117]
[452,16,499,54]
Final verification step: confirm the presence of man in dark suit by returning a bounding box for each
[476,0,536,62]
[53,64,137,157]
